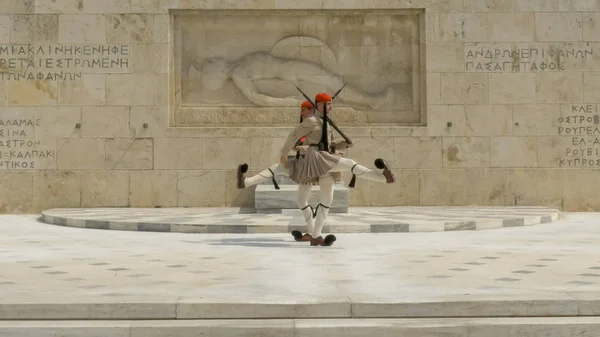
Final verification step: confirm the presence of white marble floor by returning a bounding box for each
[1,212,600,319]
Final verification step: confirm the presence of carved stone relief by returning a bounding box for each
[173,10,424,124]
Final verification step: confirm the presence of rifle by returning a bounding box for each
[292,84,352,146]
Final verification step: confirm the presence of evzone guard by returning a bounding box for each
[236,92,396,247]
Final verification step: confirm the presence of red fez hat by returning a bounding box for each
[315,93,332,102]
[300,100,313,109]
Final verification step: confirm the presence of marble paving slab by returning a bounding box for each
[39,207,560,233]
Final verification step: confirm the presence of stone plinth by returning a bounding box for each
[255,183,350,214]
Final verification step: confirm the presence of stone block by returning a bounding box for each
[131,0,181,13]
[130,106,169,138]
[202,138,251,170]
[347,137,395,170]
[512,104,560,136]
[255,184,349,213]
[35,0,84,13]
[441,73,488,104]
[9,81,58,106]
[1,0,34,13]
[0,80,7,106]
[584,13,600,41]
[106,74,156,105]
[11,15,58,43]
[507,168,563,208]
[536,136,568,168]
[57,74,106,105]
[535,13,583,41]
[177,170,226,207]
[154,14,169,42]
[133,44,168,73]
[0,172,33,213]
[465,105,513,136]
[563,169,600,211]
[490,137,537,168]
[394,137,442,169]
[0,16,10,44]
[463,0,516,12]
[34,107,81,138]
[81,171,129,207]
[370,169,419,206]
[155,74,169,106]
[105,138,153,169]
[58,15,105,43]
[442,137,490,168]
[426,73,441,104]
[387,0,462,12]
[488,13,534,41]
[249,137,286,170]
[583,72,600,102]
[57,138,105,169]
[154,138,203,169]
[32,171,81,212]
[82,0,130,13]
[129,170,178,207]
[106,14,154,43]
[437,13,488,42]
[82,106,132,138]
[426,105,467,137]
[489,73,536,104]
[426,43,464,72]
[516,0,567,11]
[419,169,510,206]
[537,72,583,103]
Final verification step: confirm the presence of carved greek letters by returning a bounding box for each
[0,119,54,170]
[465,45,592,72]
[558,105,600,167]
[0,44,131,81]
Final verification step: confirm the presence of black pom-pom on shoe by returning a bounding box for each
[291,230,303,241]
[236,163,249,189]
[374,158,395,184]
[323,234,336,246]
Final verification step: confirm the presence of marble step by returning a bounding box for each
[2,317,600,337]
[254,183,349,213]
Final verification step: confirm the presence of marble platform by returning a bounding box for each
[2,213,600,336]
[39,206,560,234]
[254,183,350,214]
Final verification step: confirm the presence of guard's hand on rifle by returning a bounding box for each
[280,155,287,165]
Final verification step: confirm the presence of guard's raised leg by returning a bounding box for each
[237,163,286,190]
[329,157,395,187]
[310,176,336,247]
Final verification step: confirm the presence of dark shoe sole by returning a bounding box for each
[374,158,395,184]
[237,164,248,189]
[310,234,336,246]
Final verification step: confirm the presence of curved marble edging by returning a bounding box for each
[39,207,561,234]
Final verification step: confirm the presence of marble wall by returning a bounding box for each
[0,0,597,213]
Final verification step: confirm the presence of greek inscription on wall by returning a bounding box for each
[465,45,594,72]
[0,119,54,170]
[557,105,600,168]
[0,44,131,81]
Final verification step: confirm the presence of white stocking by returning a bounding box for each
[297,184,314,235]
[244,163,288,187]
[312,176,334,238]
[328,157,386,183]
